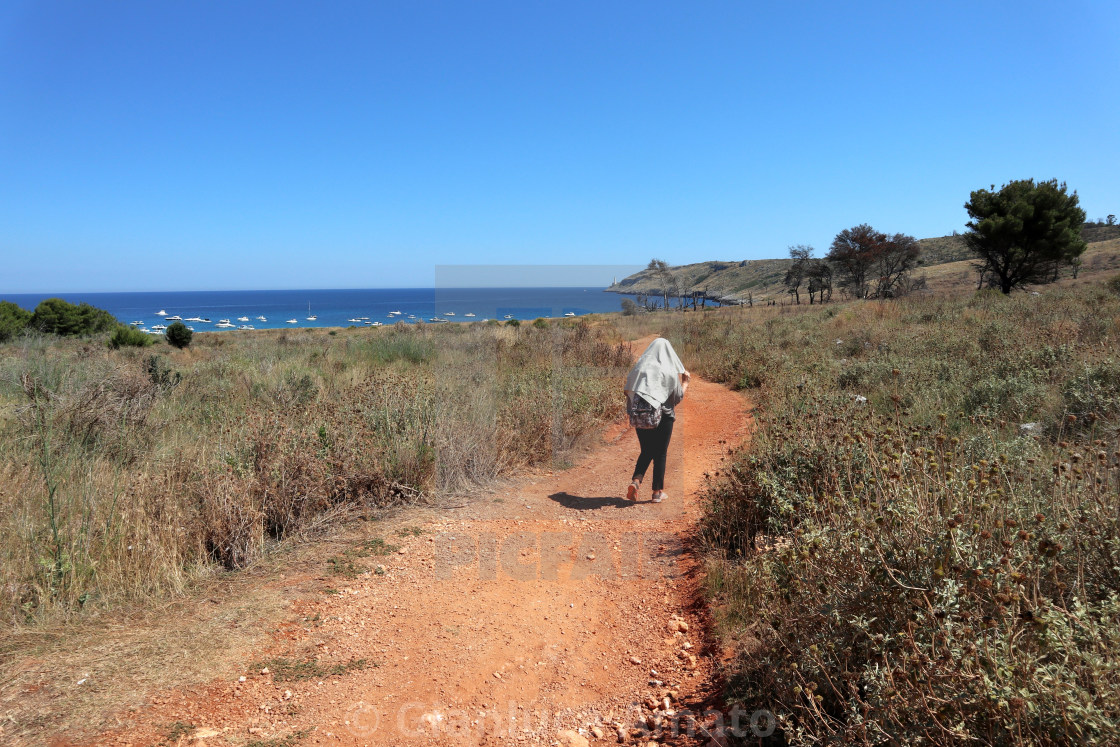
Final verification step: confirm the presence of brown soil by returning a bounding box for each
[47,336,754,746]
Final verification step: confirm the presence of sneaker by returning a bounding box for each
[651,491,665,503]
[626,481,639,501]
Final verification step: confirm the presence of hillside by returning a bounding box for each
[607,225,1118,303]
[607,258,793,304]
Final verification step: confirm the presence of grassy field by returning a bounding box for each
[613,278,1120,744]
[0,320,630,622]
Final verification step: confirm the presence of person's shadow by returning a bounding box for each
[548,492,634,510]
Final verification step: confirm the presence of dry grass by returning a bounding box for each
[0,320,630,623]
[625,281,1120,744]
[0,563,286,742]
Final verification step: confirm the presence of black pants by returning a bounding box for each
[632,415,674,491]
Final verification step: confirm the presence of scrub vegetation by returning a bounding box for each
[0,321,629,621]
[619,281,1120,745]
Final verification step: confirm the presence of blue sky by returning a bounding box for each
[2,1,1118,292]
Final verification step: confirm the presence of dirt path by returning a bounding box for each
[84,336,752,746]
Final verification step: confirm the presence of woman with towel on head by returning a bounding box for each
[624,338,690,503]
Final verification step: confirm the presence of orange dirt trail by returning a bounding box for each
[85,336,753,746]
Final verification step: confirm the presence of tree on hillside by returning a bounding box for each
[827,225,877,298]
[964,179,1087,294]
[806,260,833,304]
[783,245,813,304]
[30,298,117,336]
[826,224,921,299]
[647,259,681,309]
[165,321,192,349]
[872,232,921,297]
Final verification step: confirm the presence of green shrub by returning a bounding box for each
[108,325,154,349]
[0,300,32,342]
[145,355,182,390]
[165,321,192,349]
[359,333,434,364]
[962,370,1047,418]
[532,317,549,329]
[1063,360,1120,420]
[506,318,521,327]
[29,298,116,336]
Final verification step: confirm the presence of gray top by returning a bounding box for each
[625,338,686,419]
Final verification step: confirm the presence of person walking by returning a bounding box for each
[624,338,690,503]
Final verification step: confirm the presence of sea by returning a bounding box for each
[2,288,626,332]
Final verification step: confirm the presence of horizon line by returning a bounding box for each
[1,284,617,296]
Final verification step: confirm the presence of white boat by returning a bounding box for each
[237,316,249,322]
[464,312,476,317]
[217,319,231,324]
[130,320,145,326]
[167,315,182,321]
[306,302,316,321]
[156,310,167,316]
[407,315,416,319]
[286,319,298,324]
[140,328,153,333]
[186,326,195,331]
[215,321,235,329]
[503,314,513,320]
[256,316,267,322]
[200,318,211,323]
[151,324,167,331]
[185,316,203,322]
[563,312,576,317]
[370,321,383,327]
[347,318,363,323]
[238,325,254,330]
[445,312,455,316]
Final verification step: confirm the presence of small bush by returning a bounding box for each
[360,333,434,364]
[108,325,154,349]
[165,321,192,349]
[506,318,521,327]
[962,370,1047,418]
[532,318,549,329]
[145,355,182,390]
[1106,273,1120,296]
[1063,360,1120,420]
